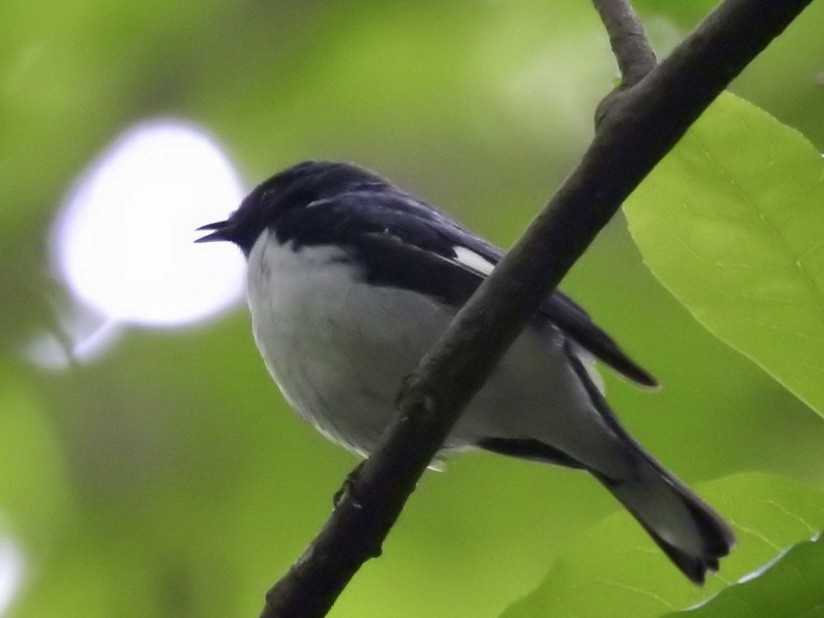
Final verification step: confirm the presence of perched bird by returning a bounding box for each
[197,160,734,584]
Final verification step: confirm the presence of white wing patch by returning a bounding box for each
[571,345,606,395]
[452,246,495,275]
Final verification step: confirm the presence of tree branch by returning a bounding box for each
[593,0,657,86]
[260,1,814,616]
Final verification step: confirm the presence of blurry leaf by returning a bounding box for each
[0,369,73,541]
[501,473,824,618]
[624,93,824,417]
[668,535,824,618]
[633,0,718,27]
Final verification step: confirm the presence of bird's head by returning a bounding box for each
[196,160,386,255]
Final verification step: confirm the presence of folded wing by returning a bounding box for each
[275,189,656,387]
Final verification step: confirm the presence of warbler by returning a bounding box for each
[197,160,734,584]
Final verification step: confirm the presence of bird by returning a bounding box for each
[196,160,734,584]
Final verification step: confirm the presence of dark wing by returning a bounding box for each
[540,292,657,387]
[276,189,656,387]
[275,189,485,306]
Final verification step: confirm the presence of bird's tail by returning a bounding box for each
[594,450,735,585]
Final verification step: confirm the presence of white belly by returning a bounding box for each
[246,232,453,455]
[245,231,627,474]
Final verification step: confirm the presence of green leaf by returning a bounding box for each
[667,535,824,618]
[624,93,824,416]
[501,473,824,618]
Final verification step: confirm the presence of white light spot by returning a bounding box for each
[453,246,496,275]
[0,537,25,615]
[52,119,246,329]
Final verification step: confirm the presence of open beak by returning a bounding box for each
[195,220,230,243]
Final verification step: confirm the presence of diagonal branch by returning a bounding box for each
[260,0,815,616]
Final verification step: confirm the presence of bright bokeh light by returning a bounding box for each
[52,119,246,328]
[0,537,24,615]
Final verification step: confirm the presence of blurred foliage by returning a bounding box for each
[2,1,824,617]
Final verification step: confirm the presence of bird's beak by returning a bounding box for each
[195,220,230,243]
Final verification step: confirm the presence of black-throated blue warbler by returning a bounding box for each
[197,160,734,584]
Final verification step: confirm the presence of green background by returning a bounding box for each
[3,1,824,616]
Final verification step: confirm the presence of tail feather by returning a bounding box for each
[561,341,734,583]
[595,456,735,585]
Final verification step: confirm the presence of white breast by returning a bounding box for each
[245,231,454,455]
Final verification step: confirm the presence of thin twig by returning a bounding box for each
[261,1,815,616]
[593,0,657,86]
